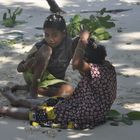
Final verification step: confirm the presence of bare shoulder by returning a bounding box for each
[36,44,52,58]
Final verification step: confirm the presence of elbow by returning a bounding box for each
[17,65,23,72]
[72,63,77,70]
[17,67,21,72]
[72,60,82,70]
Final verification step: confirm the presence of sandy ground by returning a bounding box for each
[0,0,140,140]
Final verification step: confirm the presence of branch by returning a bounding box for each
[46,0,65,14]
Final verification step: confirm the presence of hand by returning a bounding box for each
[17,60,26,72]
[79,30,90,45]
[24,58,35,71]
[28,84,38,99]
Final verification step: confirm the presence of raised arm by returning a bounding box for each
[17,45,37,72]
[72,31,90,73]
[29,45,52,98]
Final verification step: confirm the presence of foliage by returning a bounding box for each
[106,109,120,119]
[67,8,115,40]
[0,40,16,48]
[106,110,140,126]
[2,7,22,27]
[0,32,24,48]
[127,111,140,120]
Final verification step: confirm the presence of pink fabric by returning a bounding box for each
[55,61,117,129]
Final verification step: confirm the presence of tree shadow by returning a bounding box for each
[0,0,140,139]
[0,0,139,107]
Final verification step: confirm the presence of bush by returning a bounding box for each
[2,7,22,27]
[67,8,115,40]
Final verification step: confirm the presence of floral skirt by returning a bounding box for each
[29,97,75,129]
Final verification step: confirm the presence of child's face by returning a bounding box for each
[44,28,66,48]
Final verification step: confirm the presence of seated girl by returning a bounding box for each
[12,14,75,98]
[0,31,117,129]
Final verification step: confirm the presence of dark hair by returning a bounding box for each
[84,40,107,64]
[43,14,66,32]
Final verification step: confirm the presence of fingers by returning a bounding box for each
[79,30,90,44]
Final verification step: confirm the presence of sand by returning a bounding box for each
[0,0,140,139]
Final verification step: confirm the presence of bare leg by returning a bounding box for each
[11,71,32,92]
[37,83,74,97]
[14,98,42,108]
[11,85,29,92]
[0,106,29,120]
[1,87,43,108]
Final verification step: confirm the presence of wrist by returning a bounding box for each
[78,39,88,46]
[30,87,37,98]
[75,46,85,55]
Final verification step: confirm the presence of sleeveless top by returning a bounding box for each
[28,36,76,79]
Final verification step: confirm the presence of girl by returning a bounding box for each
[12,14,76,98]
[0,31,117,129]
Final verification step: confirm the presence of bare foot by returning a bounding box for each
[0,106,9,116]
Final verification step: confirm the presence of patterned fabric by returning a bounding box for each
[29,61,117,129]
[29,97,63,127]
[54,61,117,129]
[32,108,48,123]
[23,70,66,88]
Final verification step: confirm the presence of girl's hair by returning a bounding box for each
[43,14,66,32]
[84,40,107,64]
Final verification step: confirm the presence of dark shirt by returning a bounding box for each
[35,36,76,79]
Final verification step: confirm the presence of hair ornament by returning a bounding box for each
[93,42,97,49]
[58,17,62,21]
[53,14,56,20]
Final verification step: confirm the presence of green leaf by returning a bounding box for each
[2,7,23,28]
[14,7,22,15]
[67,15,81,37]
[99,8,107,15]
[121,115,133,125]
[97,32,111,40]
[89,15,96,20]
[70,15,81,24]
[3,18,15,27]
[94,27,111,40]
[0,39,16,47]
[97,16,115,28]
[12,14,16,22]
[12,8,22,22]
[3,13,7,20]
[13,7,20,14]
[67,10,115,40]
[126,111,140,120]
[98,15,111,21]
[94,27,106,34]
[7,8,11,14]
[106,109,121,120]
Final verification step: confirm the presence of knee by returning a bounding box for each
[60,84,74,97]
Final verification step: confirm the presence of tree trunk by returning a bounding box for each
[46,0,65,13]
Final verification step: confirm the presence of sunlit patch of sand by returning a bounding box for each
[123,103,140,111]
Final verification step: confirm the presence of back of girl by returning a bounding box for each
[54,31,117,129]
